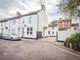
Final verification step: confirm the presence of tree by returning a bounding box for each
[58,0,80,18]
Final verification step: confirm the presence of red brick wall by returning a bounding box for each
[57,18,71,30]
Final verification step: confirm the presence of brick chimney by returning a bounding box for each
[58,18,62,30]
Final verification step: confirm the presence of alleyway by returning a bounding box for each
[0,37,80,60]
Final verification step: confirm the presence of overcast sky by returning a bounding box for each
[0,0,61,23]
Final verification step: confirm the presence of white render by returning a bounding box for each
[37,10,48,37]
[48,26,58,37]
[57,31,78,41]
[0,10,48,39]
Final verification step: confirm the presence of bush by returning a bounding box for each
[64,37,72,47]
[65,33,80,43]
[64,33,80,51]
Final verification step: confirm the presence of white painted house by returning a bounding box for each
[0,4,48,39]
[48,21,58,37]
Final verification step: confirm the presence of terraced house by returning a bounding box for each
[0,4,48,39]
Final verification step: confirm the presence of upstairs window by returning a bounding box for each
[22,20,24,24]
[1,23,3,27]
[12,20,16,25]
[22,18,25,24]
[28,16,32,23]
[52,32,54,34]
[48,31,50,34]
[52,27,54,29]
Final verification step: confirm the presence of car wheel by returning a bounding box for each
[3,38,5,40]
[11,37,13,41]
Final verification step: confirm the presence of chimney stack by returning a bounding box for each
[41,4,46,11]
[16,12,21,18]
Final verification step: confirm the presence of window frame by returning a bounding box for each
[28,16,32,23]
[27,27,29,35]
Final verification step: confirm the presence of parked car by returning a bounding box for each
[0,33,3,39]
[3,34,21,41]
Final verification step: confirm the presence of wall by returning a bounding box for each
[48,27,58,37]
[0,23,2,33]
[57,31,78,41]
[0,10,48,39]
[23,15,38,38]
[38,10,48,37]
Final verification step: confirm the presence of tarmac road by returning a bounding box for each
[0,38,80,60]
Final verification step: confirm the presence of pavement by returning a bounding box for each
[40,37,80,55]
[0,37,80,60]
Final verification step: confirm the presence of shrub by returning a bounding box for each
[65,33,80,51]
[66,33,80,43]
[64,37,71,47]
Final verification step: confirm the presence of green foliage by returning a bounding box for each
[65,33,80,51]
[65,33,80,44]
[58,0,80,18]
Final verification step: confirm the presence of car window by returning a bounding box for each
[12,34,17,36]
[5,34,9,36]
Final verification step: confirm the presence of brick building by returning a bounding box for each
[57,18,71,30]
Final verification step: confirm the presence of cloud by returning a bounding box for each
[0,0,60,22]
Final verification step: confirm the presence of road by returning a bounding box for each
[0,38,80,60]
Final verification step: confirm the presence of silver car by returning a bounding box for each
[3,34,21,41]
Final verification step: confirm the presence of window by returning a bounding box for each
[12,20,16,25]
[22,18,25,24]
[27,27,33,35]
[1,24,3,27]
[11,29,15,34]
[27,28,29,34]
[22,20,24,24]
[30,28,33,34]
[52,27,54,29]
[48,31,50,34]
[52,32,54,34]
[29,16,32,23]
[5,27,8,30]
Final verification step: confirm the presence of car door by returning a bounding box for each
[7,35,11,39]
[5,35,10,39]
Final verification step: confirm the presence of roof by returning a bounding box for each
[22,10,41,17]
[48,20,58,27]
[48,24,57,27]
[59,19,71,22]
[0,10,41,22]
[51,20,57,24]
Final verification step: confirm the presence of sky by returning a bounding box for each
[0,0,61,23]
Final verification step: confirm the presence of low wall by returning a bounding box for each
[57,30,78,41]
